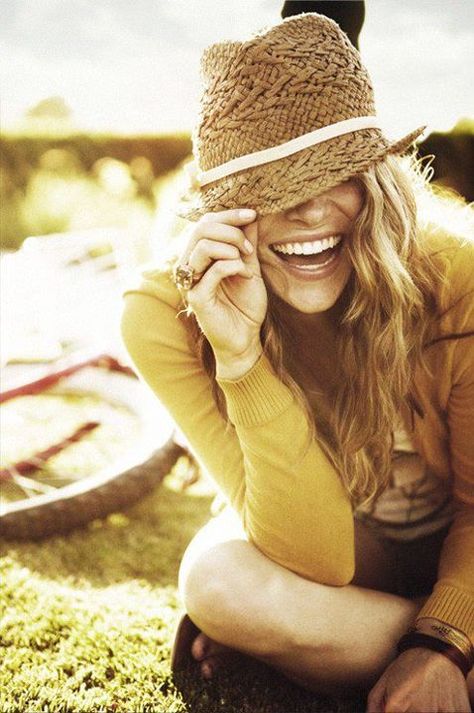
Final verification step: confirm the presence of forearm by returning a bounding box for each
[122,288,354,586]
[415,505,474,643]
[216,351,355,585]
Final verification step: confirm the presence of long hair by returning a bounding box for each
[173,153,473,507]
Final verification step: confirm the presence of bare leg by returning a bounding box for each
[178,509,474,701]
[182,543,421,694]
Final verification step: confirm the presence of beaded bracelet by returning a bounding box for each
[397,631,473,678]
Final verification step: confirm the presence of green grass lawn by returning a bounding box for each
[0,466,365,713]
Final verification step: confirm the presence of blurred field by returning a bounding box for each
[1,122,472,254]
[0,133,191,252]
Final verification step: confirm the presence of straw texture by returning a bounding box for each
[178,13,425,220]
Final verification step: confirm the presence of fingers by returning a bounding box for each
[200,208,257,226]
[195,222,253,254]
[188,238,241,276]
[182,209,256,263]
[240,219,260,266]
[187,258,253,307]
[177,208,257,289]
[366,686,385,713]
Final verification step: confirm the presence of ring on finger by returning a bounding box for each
[173,263,202,291]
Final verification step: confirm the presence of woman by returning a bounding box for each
[121,13,474,711]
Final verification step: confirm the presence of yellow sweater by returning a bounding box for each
[120,229,474,642]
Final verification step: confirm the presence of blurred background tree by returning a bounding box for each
[1,0,472,255]
[24,96,73,133]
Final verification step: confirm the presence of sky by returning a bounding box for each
[1,0,473,137]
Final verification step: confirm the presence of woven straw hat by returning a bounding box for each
[178,12,425,221]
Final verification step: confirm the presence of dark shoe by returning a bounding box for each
[171,613,201,673]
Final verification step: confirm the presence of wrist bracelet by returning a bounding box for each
[413,617,474,660]
[397,632,472,678]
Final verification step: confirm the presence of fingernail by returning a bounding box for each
[244,239,253,254]
[239,209,256,220]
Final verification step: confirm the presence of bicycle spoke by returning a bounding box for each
[8,467,57,495]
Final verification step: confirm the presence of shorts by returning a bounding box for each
[352,516,452,599]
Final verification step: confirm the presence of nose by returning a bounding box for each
[284,194,329,226]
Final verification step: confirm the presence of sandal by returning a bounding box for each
[171,612,201,673]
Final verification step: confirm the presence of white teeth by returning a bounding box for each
[272,235,342,255]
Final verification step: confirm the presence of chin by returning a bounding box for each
[262,254,352,317]
[287,292,342,314]
[273,275,350,314]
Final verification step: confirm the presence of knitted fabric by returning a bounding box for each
[178,13,425,220]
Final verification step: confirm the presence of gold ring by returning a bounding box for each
[173,263,198,290]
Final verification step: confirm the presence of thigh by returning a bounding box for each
[179,507,448,601]
[180,510,414,598]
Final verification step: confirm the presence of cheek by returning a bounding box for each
[346,184,365,219]
[260,261,291,296]
[257,216,277,241]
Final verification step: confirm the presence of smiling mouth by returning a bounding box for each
[270,235,345,267]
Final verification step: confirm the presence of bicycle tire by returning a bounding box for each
[0,366,188,540]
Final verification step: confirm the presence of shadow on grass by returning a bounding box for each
[172,656,366,713]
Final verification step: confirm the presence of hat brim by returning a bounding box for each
[177,125,426,221]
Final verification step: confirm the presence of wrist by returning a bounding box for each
[215,343,263,381]
[397,631,473,678]
[413,617,473,659]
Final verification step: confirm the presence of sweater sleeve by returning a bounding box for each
[416,239,474,642]
[120,268,354,586]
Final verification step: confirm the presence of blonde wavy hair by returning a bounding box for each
[174,153,473,508]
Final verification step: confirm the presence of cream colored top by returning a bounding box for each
[354,413,455,540]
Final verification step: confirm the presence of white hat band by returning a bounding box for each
[197,115,382,186]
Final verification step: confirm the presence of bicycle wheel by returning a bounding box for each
[0,364,186,540]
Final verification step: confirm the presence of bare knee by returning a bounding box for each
[179,539,298,658]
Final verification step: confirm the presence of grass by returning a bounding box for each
[0,462,366,713]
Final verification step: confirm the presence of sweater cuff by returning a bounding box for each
[216,352,294,427]
[416,585,474,643]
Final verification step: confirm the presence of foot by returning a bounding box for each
[191,631,242,679]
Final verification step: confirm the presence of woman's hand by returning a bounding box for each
[178,209,268,377]
[366,648,471,712]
